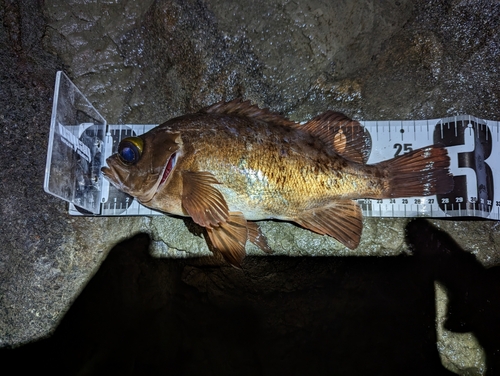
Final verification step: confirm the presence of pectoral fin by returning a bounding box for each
[294,200,362,249]
[206,212,248,267]
[181,171,228,228]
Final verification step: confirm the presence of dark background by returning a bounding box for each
[2,1,500,374]
[3,219,500,375]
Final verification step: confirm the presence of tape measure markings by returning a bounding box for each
[68,116,499,220]
[360,115,499,220]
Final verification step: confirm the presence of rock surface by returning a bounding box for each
[0,3,499,373]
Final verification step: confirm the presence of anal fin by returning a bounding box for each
[294,200,362,249]
[206,212,248,268]
[247,221,272,254]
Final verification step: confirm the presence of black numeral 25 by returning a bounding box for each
[393,143,413,157]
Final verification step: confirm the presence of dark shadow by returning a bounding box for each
[406,218,500,375]
[0,232,455,375]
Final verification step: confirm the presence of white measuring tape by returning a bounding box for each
[81,115,499,220]
[358,116,499,220]
[48,72,497,220]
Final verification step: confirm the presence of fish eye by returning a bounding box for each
[118,137,144,164]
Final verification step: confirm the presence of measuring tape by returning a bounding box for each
[46,72,498,219]
[358,116,499,220]
[74,115,499,220]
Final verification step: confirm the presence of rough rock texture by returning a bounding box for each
[406,218,500,375]
[1,1,499,373]
[0,234,452,375]
[435,282,486,375]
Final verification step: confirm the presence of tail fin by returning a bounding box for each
[376,146,454,198]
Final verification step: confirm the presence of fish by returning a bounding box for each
[102,99,453,267]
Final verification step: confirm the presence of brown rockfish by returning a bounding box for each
[102,100,453,266]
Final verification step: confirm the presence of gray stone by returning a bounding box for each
[0,4,499,371]
[435,282,486,375]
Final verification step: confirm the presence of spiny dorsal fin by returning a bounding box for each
[201,99,298,128]
[299,111,372,164]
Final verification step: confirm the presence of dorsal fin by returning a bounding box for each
[201,98,298,128]
[298,111,372,164]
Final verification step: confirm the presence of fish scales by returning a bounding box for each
[102,99,453,267]
[165,113,387,219]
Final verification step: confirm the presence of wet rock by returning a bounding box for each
[0,5,499,371]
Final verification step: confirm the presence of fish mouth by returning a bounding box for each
[157,152,178,191]
[101,164,121,190]
[101,152,178,204]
